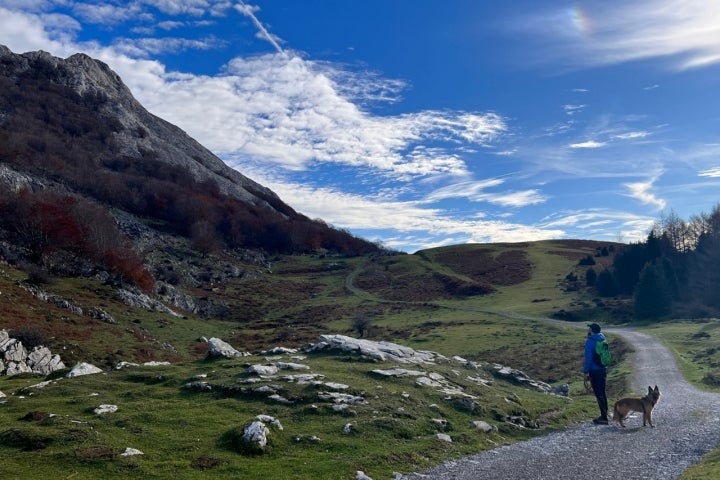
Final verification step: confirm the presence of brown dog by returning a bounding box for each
[612,385,661,428]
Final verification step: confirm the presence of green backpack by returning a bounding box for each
[593,339,612,367]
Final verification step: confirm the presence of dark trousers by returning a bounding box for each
[589,368,608,418]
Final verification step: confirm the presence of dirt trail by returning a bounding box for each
[400,328,720,479]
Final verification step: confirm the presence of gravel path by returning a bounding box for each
[400,328,720,479]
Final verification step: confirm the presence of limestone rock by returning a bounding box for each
[26,346,65,376]
[308,334,438,364]
[67,362,103,377]
[207,338,249,358]
[5,361,32,376]
[94,404,118,415]
[242,420,270,452]
[121,448,144,456]
[3,339,27,362]
[247,364,279,376]
[470,420,497,433]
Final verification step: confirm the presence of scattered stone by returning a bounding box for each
[470,420,497,433]
[343,423,353,433]
[492,364,552,393]
[275,362,310,371]
[356,471,373,480]
[27,380,53,389]
[437,433,453,442]
[318,392,366,404]
[371,368,426,377]
[143,361,171,367]
[247,364,279,376]
[121,448,144,456]
[66,362,103,377]
[116,361,140,369]
[261,347,298,355]
[94,404,118,415]
[207,338,249,358]
[466,375,493,387]
[241,420,270,452]
[184,381,212,391]
[416,376,444,388]
[283,373,324,383]
[268,394,294,405]
[255,415,283,431]
[316,381,349,390]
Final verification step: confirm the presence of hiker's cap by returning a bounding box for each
[587,323,601,333]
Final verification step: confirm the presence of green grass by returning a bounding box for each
[0,351,595,479]
[3,239,716,478]
[631,320,720,480]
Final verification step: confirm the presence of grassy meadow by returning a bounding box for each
[1,239,719,479]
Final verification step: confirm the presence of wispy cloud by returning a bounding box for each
[699,167,720,178]
[624,178,667,209]
[569,140,605,149]
[563,104,585,115]
[113,36,225,56]
[425,180,546,207]
[517,0,720,70]
[613,131,649,140]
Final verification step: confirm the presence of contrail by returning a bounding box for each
[236,1,288,57]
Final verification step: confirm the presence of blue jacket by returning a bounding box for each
[584,332,607,373]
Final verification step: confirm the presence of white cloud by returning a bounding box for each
[129,54,506,178]
[250,178,563,249]
[113,36,224,56]
[425,180,547,207]
[519,0,720,70]
[540,210,655,242]
[73,3,143,24]
[569,140,606,149]
[699,167,720,178]
[613,131,649,140]
[624,178,666,209]
[563,104,585,115]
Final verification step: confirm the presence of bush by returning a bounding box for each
[9,327,52,349]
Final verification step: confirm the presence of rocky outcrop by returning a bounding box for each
[307,334,441,364]
[0,330,65,376]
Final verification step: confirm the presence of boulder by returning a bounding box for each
[241,420,270,452]
[207,338,249,358]
[66,362,103,377]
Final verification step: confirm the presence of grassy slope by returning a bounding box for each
[1,239,717,478]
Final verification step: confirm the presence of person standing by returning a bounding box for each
[584,322,609,424]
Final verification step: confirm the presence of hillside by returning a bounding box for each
[0,237,634,479]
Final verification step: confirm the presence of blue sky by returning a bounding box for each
[1,1,719,253]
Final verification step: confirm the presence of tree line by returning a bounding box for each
[585,205,720,319]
